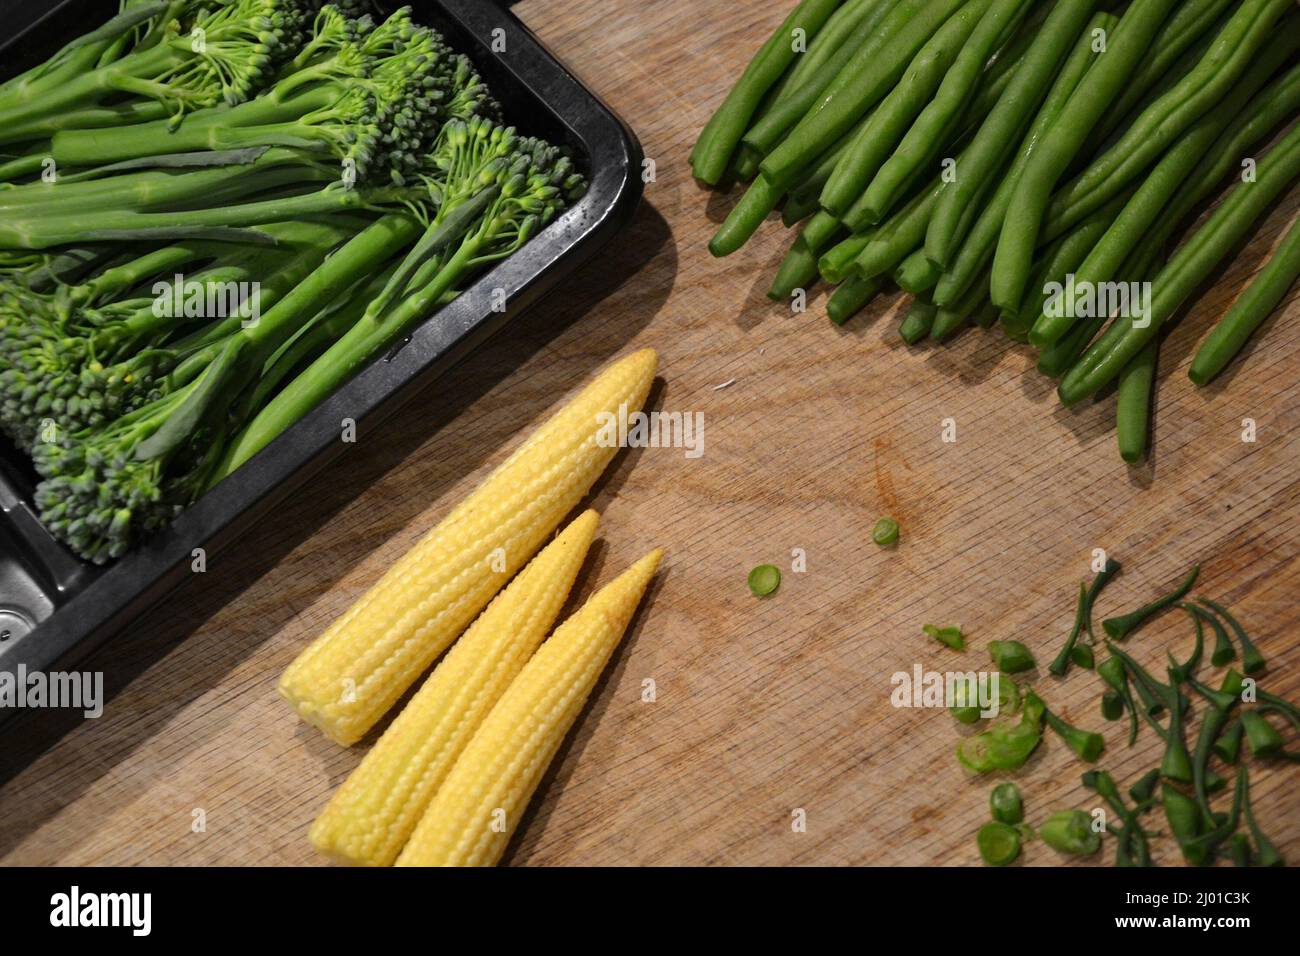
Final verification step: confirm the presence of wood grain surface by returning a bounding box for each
[1,0,1298,867]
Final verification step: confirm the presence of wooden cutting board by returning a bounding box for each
[1,0,1297,867]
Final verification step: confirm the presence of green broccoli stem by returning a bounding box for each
[153,213,424,470]
[2,100,171,161]
[0,0,170,108]
[52,85,343,168]
[212,202,491,479]
[0,151,49,184]
[58,241,222,314]
[0,183,412,250]
[0,42,193,145]
[0,148,335,216]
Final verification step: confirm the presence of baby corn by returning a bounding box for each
[308,511,600,866]
[396,547,663,867]
[278,348,657,745]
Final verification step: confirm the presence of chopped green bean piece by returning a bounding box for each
[1039,809,1100,856]
[1196,597,1265,674]
[1242,770,1284,866]
[925,624,965,650]
[1240,710,1284,757]
[1214,718,1244,765]
[957,689,1045,773]
[872,516,900,546]
[1101,690,1124,721]
[1103,565,1199,640]
[977,820,1021,866]
[990,782,1023,825]
[747,564,781,597]
[1129,768,1162,805]
[1044,705,1104,762]
[989,640,1034,673]
[1229,832,1252,867]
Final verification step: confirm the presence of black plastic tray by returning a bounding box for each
[0,0,643,713]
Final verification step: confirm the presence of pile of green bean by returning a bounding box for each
[692,0,1300,463]
[955,557,1298,866]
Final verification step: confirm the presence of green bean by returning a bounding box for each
[820,0,992,217]
[1049,583,1089,678]
[990,782,1023,825]
[1037,239,1167,377]
[899,296,937,344]
[770,234,826,302]
[1082,770,1152,867]
[748,564,781,597]
[1070,644,1096,669]
[871,515,901,546]
[1010,192,1129,337]
[1196,597,1266,674]
[827,273,884,325]
[709,174,785,257]
[1211,718,1242,768]
[1044,705,1105,762]
[770,210,848,300]
[929,271,987,341]
[932,10,1105,309]
[1240,710,1284,758]
[1101,691,1123,721]
[971,301,999,329]
[1097,0,1238,144]
[1029,35,1300,348]
[925,623,965,650]
[1080,557,1118,637]
[1044,0,1296,238]
[957,688,1044,773]
[1059,119,1300,405]
[1192,706,1228,824]
[1187,763,1246,861]
[1258,691,1300,732]
[1106,643,1181,746]
[1168,604,1206,684]
[782,112,876,226]
[997,674,1020,716]
[1102,564,1199,640]
[742,0,905,161]
[820,231,876,283]
[778,0,885,99]
[1242,770,1284,866]
[891,249,939,295]
[760,0,962,191]
[851,182,941,279]
[727,148,762,184]
[1125,769,1159,808]
[991,0,1177,313]
[1162,783,1206,864]
[1191,215,1300,385]
[1186,675,1236,713]
[951,675,984,724]
[1040,809,1101,856]
[1099,655,1139,747]
[927,1,1102,267]
[1229,832,1252,867]
[856,0,1028,224]
[690,0,843,184]
[1161,667,1194,784]
[977,820,1021,866]
[1112,339,1157,463]
[989,640,1034,674]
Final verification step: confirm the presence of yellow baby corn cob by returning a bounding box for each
[308,510,600,866]
[278,348,657,745]
[395,547,663,867]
